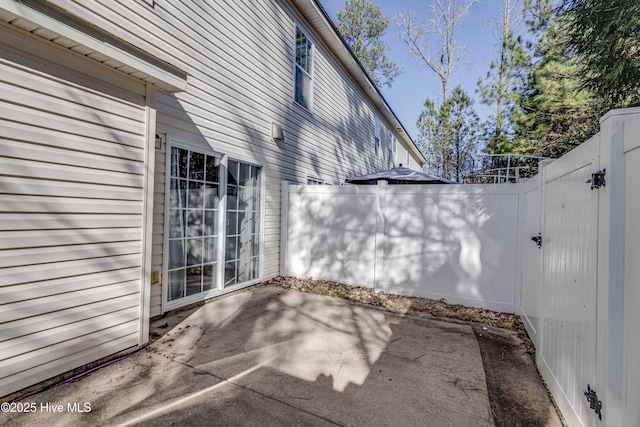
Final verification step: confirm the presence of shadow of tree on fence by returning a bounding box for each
[284,184,521,313]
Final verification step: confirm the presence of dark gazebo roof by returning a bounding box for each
[346,165,458,185]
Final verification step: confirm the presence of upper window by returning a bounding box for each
[295,26,313,110]
[307,176,325,185]
[374,116,381,156]
[389,134,397,166]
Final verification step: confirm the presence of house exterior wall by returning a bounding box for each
[1,0,424,395]
[26,0,423,314]
[150,138,166,316]
[0,22,151,397]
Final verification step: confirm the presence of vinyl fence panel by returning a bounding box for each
[285,184,379,288]
[283,182,523,313]
[380,185,521,313]
[282,108,640,427]
[623,116,640,427]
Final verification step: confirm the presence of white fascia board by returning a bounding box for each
[0,0,187,92]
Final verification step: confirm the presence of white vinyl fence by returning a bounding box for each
[519,108,640,427]
[281,107,640,427]
[281,182,525,313]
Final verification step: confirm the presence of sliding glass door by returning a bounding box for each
[167,146,262,307]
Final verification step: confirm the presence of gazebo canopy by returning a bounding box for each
[345,166,458,185]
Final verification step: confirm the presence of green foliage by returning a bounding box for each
[477,0,529,155]
[560,0,640,107]
[417,86,479,181]
[336,0,401,88]
[508,0,600,158]
[331,290,347,299]
[314,286,329,296]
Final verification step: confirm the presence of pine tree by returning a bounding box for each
[397,0,478,178]
[336,0,401,89]
[417,86,479,181]
[509,0,600,158]
[477,0,528,155]
[449,88,480,181]
[560,0,640,107]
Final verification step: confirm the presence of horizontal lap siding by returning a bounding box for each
[49,0,421,306]
[147,0,389,283]
[0,25,146,396]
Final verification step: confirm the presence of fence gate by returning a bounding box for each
[539,139,599,427]
[519,175,542,345]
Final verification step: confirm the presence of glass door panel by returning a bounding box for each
[224,161,261,287]
[167,147,220,302]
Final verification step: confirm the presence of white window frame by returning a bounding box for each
[374,115,381,156]
[306,176,325,185]
[294,24,314,111]
[389,135,397,167]
[163,140,265,312]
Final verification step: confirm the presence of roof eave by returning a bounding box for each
[290,0,426,166]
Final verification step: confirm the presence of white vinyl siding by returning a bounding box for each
[43,0,423,304]
[396,143,408,168]
[0,25,147,396]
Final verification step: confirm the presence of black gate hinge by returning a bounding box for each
[587,169,606,190]
[584,384,603,420]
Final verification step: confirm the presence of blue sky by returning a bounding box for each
[318,0,507,142]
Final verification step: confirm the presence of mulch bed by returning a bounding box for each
[264,276,536,360]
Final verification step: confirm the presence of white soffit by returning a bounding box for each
[0,0,187,92]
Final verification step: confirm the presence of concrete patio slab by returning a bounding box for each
[2,285,508,426]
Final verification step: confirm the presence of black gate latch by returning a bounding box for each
[531,233,542,248]
[587,169,606,190]
[584,384,602,420]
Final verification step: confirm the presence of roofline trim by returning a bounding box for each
[0,0,188,92]
[299,0,426,166]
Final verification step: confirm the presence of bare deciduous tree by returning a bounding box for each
[396,0,477,102]
[396,0,478,179]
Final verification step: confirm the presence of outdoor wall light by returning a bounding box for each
[271,122,284,143]
[155,133,164,150]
